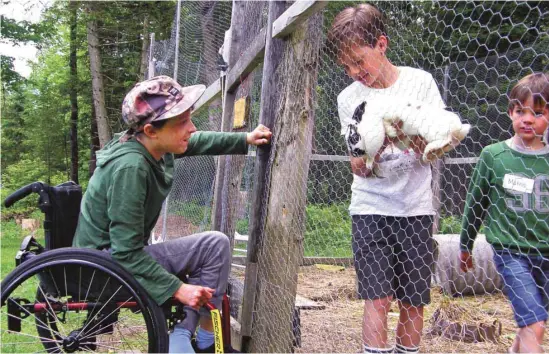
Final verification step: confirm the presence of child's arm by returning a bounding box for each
[177,124,272,157]
[459,148,493,270]
[350,155,374,177]
[349,131,397,177]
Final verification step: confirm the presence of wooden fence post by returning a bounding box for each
[211,1,247,232]
[240,2,287,350]
[241,2,323,351]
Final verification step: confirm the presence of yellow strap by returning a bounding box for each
[211,309,224,353]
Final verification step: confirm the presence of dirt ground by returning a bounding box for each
[292,265,548,353]
[155,215,545,353]
[152,215,200,240]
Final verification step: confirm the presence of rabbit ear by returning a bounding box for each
[352,101,367,123]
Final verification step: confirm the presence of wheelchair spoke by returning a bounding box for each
[47,269,62,298]
[114,322,149,349]
[79,291,150,351]
[77,278,113,335]
[64,268,68,300]
[79,294,133,339]
[4,297,64,339]
[5,310,62,339]
[2,249,165,353]
[2,328,60,343]
[36,284,67,337]
[82,310,149,347]
[78,267,82,302]
[93,341,127,351]
[83,269,96,303]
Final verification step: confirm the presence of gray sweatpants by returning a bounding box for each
[144,231,231,332]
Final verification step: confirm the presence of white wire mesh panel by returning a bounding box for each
[150,1,233,242]
[157,1,548,353]
[297,2,548,353]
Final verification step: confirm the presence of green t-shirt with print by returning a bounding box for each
[460,141,549,255]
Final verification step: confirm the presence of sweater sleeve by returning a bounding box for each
[107,166,182,305]
[177,131,248,157]
[459,148,492,251]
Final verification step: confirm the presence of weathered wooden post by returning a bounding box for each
[218,3,267,245]
[211,1,246,233]
[240,1,324,352]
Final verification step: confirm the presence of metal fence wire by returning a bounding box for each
[150,1,549,352]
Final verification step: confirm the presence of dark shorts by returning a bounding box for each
[493,250,549,328]
[352,214,434,306]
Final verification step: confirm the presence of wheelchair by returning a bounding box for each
[1,181,233,353]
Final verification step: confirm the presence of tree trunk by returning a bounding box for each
[86,7,111,147]
[139,14,150,81]
[69,1,79,184]
[89,103,100,176]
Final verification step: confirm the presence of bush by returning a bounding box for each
[230,203,352,258]
[171,199,211,228]
[438,214,484,234]
[439,215,463,234]
[304,203,352,257]
[2,158,69,220]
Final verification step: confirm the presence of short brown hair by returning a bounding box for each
[508,72,549,111]
[327,3,387,58]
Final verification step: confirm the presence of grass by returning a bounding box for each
[232,203,353,258]
[1,215,46,353]
[1,214,44,280]
[1,218,151,353]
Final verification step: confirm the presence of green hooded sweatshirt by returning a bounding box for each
[74,131,248,305]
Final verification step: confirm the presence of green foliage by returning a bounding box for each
[1,56,24,92]
[232,203,352,257]
[2,1,177,196]
[1,84,27,167]
[1,159,69,219]
[304,203,352,257]
[438,214,485,235]
[171,200,211,228]
[236,218,249,235]
[0,16,47,44]
[439,215,462,234]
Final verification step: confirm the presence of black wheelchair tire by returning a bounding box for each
[1,248,169,353]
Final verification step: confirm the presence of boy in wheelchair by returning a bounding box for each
[74,75,272,353]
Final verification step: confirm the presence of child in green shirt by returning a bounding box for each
[74,75,272,353]
[460,72,549,353]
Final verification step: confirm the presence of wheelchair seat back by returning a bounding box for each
[41,181,82,250]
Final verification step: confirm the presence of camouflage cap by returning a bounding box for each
[121,75,206,130]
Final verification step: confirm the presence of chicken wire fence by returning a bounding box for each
[150,1,549,353]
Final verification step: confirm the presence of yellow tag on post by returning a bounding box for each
[211,309,224,353]
[233,96,249,129]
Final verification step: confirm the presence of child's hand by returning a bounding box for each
[409,135,427,155]
[384,121,407,146]
[459,251,474,272]
[174,283,215,310]
[247,124,272,146]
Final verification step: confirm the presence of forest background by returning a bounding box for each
[2,1,548,227]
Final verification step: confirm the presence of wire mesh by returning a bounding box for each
[153,1,549,353]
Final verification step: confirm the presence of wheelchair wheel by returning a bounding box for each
[1,248,168,353]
